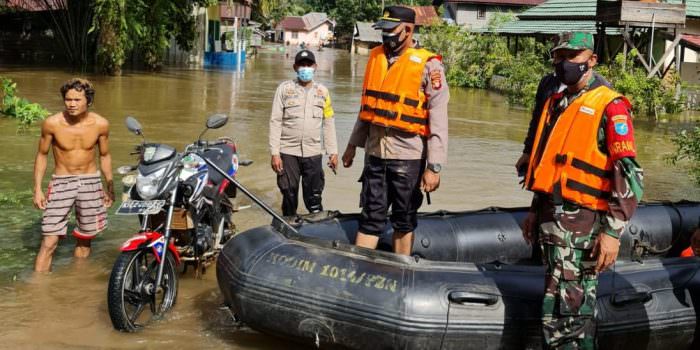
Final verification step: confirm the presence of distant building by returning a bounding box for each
[199,1,252,68]
[276,12,335,47]
[486,0,700,85]
[352,22,382,55]
[410,5,442,29]
[443,0,544,29]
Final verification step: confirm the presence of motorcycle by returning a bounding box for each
[107,114,250,332]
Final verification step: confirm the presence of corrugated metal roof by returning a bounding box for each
[355,22,382,43]
[519,0,699,20]
[517,0,597,20]
[689,1,700,18]
[479,19,621,35]
[682,33,700,49]
[303,12,330,30]
[668,0,700,18]
[408,5,441,26]
[5,0,62,11]
[446,0,544,5]
[277,16,306,31]
[277,12,334,31]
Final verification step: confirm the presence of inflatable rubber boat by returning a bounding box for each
[216,202,700,349]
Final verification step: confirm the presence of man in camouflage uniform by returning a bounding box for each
[521,32,644,349]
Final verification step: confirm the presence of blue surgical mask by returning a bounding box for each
[297,67,315,82]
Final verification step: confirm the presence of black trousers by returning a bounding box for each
[277,153,325,216]
[358,156,424,235]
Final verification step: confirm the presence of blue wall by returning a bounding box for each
[204,50,246,69]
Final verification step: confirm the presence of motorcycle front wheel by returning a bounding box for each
[107,249,178,332]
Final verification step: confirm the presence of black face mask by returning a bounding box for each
[554,59,590,86]
[382,30,407,54]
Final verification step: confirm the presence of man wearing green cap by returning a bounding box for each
[521,32,644,349]
[514,34,613,175]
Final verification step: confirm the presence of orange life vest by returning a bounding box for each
[526,85,627,211]
[359,46,436,136]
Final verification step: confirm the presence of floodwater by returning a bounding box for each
[0,47,699,349]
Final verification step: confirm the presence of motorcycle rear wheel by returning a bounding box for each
[107,249,178,332]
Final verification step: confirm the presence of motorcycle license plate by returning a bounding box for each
[116,200,165,215]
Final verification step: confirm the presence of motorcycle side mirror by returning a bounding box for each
[206,114,228,129]
[125,116,143,136]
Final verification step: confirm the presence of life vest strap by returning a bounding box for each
[401,114,429,125]
[552,181,563,206]
[555,154,612,178]
[566,179,611,200]
[571,158,612,178]
[364,89,420,108]
[362,105,427,125]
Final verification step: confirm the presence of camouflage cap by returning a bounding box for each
[551,32,594,53]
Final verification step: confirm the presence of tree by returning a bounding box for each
[92,0,213,73]
[38,0,95,71]
[330,0,434,45]
[252,0,310,28]
[92,0,128,75]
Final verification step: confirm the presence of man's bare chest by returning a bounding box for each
[53,126,100,151]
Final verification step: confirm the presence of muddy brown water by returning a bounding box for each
[0,48,698,348]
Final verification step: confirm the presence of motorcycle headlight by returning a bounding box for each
[136,168,166,200]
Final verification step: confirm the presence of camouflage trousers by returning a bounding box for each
[540,221,599,350]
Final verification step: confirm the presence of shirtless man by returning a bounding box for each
[33,78,114,272]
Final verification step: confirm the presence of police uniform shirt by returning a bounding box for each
[269,80,338,158]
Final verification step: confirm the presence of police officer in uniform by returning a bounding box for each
[522,32,644,349]
[269,50,338,217]
[342,6,449,256]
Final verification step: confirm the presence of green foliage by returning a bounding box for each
[422,23,505,89]
[421,20,549,108]
[92,0,214,73]
[667,126,700,185]
[253,0,311,27]
[423,22,685,115]
[597,51,684,117]
[498,40,550,108]
[0,77,49,129]
[92,0,129,75]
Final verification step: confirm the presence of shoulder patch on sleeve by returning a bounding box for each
[611,114,629,136]
[430,70,442,90]
[323,95,334,118]
[605,102,636,160]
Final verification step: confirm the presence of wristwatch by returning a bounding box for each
[427,163,442,174]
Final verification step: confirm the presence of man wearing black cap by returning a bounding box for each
[269,49,338,217]
[342,6,449,255]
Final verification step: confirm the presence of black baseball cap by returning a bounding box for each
[294,50,316,65]
[373,6,416,30]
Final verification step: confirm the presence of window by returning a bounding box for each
[292,31,299,39]
[477,7,486,20]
